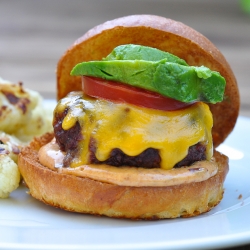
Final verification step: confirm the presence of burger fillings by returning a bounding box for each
[39,45,225,182]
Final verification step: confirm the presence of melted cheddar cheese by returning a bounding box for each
[55,92,213,170]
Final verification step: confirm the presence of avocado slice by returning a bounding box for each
[104,44,188,66]
[71,59,226,104]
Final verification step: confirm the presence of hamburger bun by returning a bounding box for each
[18,15,238,219]
[57,14,239,147]
[19,133,228,219]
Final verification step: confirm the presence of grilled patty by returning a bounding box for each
[53,107,206,169]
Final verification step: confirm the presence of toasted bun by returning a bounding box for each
[57,15,239,147]
[18,133,229,219]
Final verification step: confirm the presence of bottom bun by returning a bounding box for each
[18,133,229,219]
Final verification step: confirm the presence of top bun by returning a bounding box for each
[57,14,239,147]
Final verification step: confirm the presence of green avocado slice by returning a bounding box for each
[104,44,188,66]
[71,59,226,104]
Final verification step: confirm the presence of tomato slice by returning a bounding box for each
[82,76,192,111]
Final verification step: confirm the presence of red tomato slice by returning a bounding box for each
[82,76,192,111]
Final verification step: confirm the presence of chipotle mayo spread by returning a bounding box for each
[38,139,218,187]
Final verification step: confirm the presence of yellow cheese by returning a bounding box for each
[55,92,213,170]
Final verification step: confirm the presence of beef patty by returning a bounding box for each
[53,107,206,169]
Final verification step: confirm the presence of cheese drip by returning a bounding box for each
[55,92,213,170]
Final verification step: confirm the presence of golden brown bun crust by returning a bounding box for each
[57,15,239,147]
[18,133,229,219]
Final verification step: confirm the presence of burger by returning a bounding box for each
[18,15,240,219]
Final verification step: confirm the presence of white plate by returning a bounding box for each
[1,113,250,250]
